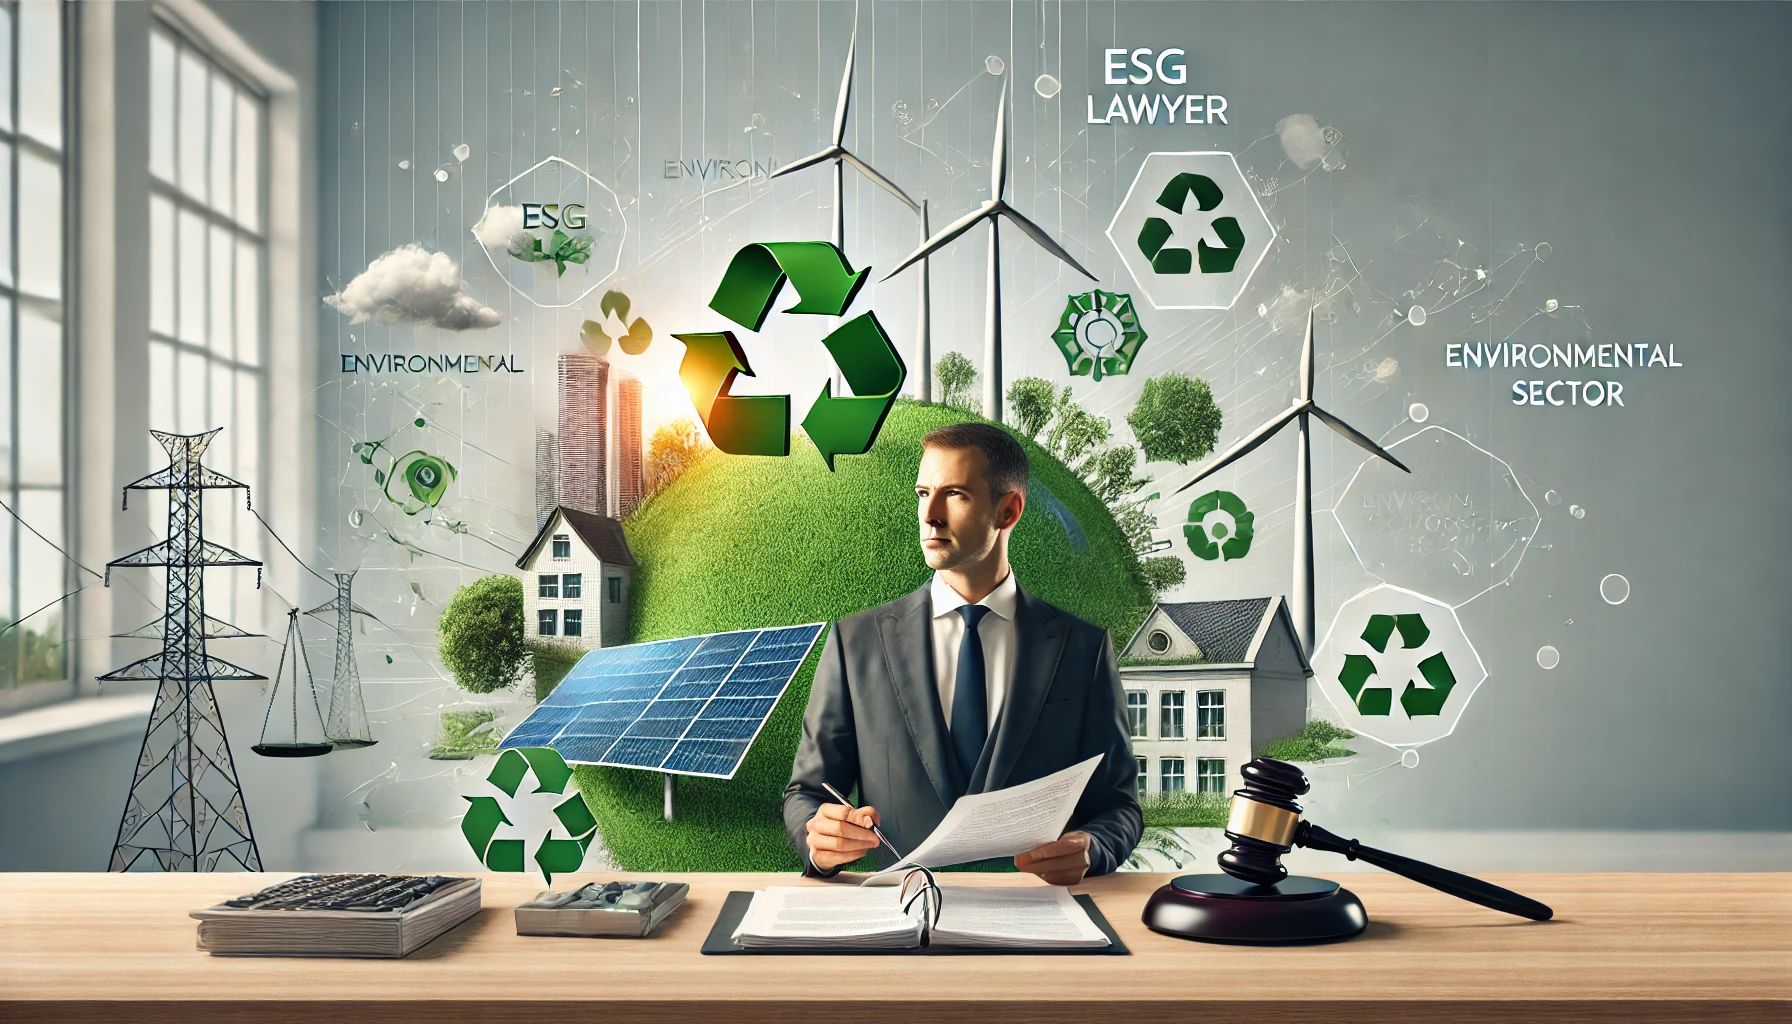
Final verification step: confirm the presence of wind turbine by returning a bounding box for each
[769,28,936,399]
[1173,310,1411,654]
[883,78,1096,422]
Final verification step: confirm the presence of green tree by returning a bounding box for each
[934,352,980,411]
[1128,373,1223,465]
[1006,376,1057,437]
[645,416,710,501]
[1113,499,1157,554]
[1044,388,1112,467]
[437,575,528,694]
[1139,555,1186,596]
[1081,445,1148,505]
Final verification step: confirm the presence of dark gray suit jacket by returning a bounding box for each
[782,582,1143,877]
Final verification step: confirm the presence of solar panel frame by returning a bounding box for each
[497,622,825,780]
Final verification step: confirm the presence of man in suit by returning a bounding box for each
[783,422,1142,882]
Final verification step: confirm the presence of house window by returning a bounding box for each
[1197,690,1226,740]
[538,574,558,598]
[561,573,582,598]
[1161,757,1185,795]
[0,0,71,706]
[1147,629,1171,654]
[562,609,583,637]
[1125,691,1148,738]
[537,609,558,636]
[1197,758,1227,795]
[1160,691,1185,740]
[606,576,621,603]
[147,20,267,624]
[550,534,571,559]
[1135,756,1148,797]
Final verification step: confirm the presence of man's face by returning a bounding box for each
[915,445,1021,571]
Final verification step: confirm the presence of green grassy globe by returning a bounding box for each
[574,400,1153,870]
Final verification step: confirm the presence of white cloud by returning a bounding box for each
[1276,114,1326,171]
[473,204,527,249]
[325,244,501,330]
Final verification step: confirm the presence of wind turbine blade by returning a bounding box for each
[1172,403,1306,494]
[840,149,920,212]
[881,204,995,280]
[767,146,842,180]
[1300,308,1316,401]
[832,29,856,146]
[990,77,1009,200]
[997,203,1098,281]
[1310,404,1412,472]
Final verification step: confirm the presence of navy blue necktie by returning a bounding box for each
[950,604,992,788]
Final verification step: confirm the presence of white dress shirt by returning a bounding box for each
[928,571,1019,738]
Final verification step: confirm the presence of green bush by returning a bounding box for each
[428,709,502,760]
[437,575,527,694]
[1140,791,1228,828]
[578,400,1154,870]
[1264,719,1357,762]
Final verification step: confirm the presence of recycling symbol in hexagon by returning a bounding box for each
[1052,289,1147,381]
[460,746,597,884]
[673,241,906,471]
[1184,489,1254,561]
[1312,584,1488,749]
[1107,151,1275,311]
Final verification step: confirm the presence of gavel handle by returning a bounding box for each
[1299,824,1554,921]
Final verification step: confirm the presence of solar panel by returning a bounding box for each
[497,623,825,779]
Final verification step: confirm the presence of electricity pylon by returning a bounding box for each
[305,571,377,748]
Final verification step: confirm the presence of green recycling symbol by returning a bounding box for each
[581,290,654,355]
[1051,290,1147,381]
[461,746,597,884]
[673,241,906,470]
[1336,613,1460,718]
[1184,489,1254,561]
[1136,172,1246,275]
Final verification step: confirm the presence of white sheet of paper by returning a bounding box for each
[863,753,1102,884]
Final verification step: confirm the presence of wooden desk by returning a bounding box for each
[2,871,1787,1022]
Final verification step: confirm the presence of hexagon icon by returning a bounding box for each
[1331,425,1541,609]
[1313,584,1488,749]
[472,156,626,309]
[1106,151,1275,311]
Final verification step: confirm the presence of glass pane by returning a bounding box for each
[0,296,11,484]
[209,73,234,219]
[177,347,207,433]
[178,48,208,202]
[149,339,175,432]
[18,149,62,301]
[235,369,259,487]
[0,517,11,648]
[235,93,261,231]
[149,195,175,336]
[235,239,262,365]
[0,6,13,132]
[149,30,176,182]
[178,207,205,344]
[210,361,233,470]
[0,142,11,289]
[18,306,62,485]
[16,490,67,685]
[208,224,233,360]
[18,0,60,149]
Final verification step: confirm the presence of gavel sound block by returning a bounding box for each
[1143,757,1552,946]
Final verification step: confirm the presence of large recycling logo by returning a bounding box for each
[1184,489,1254,561]
[1312,584,1488,749]
[673,241,905,470]
[460,746,597,884]
[1107,152,1275,311]
[1051,290,1147,381]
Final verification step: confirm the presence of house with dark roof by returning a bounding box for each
[516,506,637,651]
[1118,597,1311,800]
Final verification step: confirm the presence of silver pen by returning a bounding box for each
[819,782,902,861]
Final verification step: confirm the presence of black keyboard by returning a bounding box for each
[222,873,463,913]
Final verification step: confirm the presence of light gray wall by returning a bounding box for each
[298,0,1792,859]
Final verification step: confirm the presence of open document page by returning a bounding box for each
[731,885,923,950]
[863,754,1102,884]
[929,885,1110,949]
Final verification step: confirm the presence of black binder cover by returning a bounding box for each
[700,891,1131,955]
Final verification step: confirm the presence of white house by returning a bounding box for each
[516,506,637,651]
[1118,597,1311,799]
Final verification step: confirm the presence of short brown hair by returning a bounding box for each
[921,422,1029,497]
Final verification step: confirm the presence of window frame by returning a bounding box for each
[537,573,558,599]
[1160,690,1186,741]
[1196,689,1226,740]
[1196,757,1227,795]
[537,608,558,637]
[562,609,582,637]
[606,575,621,603]
[561,573,581,599]
[1134,755,1148,797]
[551,534,571,560]
[1125,690,1148,739]
[1160,756,1185,795]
